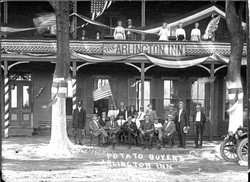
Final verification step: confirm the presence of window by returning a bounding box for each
[136,80,150,110]
[164,80,178,107]
[191,78,206,113]
[97,79,109,89]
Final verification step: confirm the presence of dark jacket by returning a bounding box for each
[98,117,109,127]
[193,111,206,128]
[174,109,189,129]
[93,109,102,118]
[73,107,86,129]
[122,121,137,133]
[126,25,137,40]
[127,109,136,118]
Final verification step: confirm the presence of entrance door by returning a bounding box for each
[9,81,32,127]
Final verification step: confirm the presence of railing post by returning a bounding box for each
[209,63,215,140]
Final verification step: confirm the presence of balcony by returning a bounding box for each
[1,38,247,64]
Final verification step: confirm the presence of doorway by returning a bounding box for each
[9,81,32,127]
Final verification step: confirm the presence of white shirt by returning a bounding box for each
[154,123,163,130]
[191,28,201,36]
[178,109,183,122]
[132,118,141,129]
[195,111,201,122]
[107,109,118,118]
[176,28,186,38]
[117,119,126,127]
[93,119,99,128]
[137,111,145,121]
[158,28,170,41]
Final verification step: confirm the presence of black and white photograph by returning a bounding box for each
[0,0,250,182]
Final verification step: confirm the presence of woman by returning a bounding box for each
[113,20,126,40]
[175,23,186,41]
[158,22,169,41]
[190,23,201,41]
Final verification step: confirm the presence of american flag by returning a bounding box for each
[91,1,112,20]
[93,82,112,101]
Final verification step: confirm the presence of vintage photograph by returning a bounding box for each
[0,1,249,182]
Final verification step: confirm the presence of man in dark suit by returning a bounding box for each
[93,106,102,118]
[121,116,138,149]
[126,19,137,40]
[73,101,86,145]
[193,103,207,148]
[105,115,120,149]
[98,112,109,127]
[127,105,136,118]
[174,101,189,149]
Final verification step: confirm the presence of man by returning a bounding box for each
[72,101,86,145]
[174,101,189,149]
[153,118,163,150]
[137,106,145,122]
[126,19,137,40]
[93,106,102,118]
[163,115,176,148]
[127,105,136,118]
[89,114,108,146]
[175,23,186,41]
[116,115,126,142]
[145,103,157,122]
[121,116,138,149]
[164,103,176,120]
[116,102,127,120]
[105,115,120,149]
[107,104,118,118]
[193,103,207,148]
[98,112,109,127]
[139,115,154,150]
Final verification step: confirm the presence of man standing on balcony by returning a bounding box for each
[126,19,137,40]
[174,101,189,149]
[73,101,86,145]
[193,103,206,148]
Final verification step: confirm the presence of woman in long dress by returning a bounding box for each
[158,22,169,41]
[113,20,126,40]
[190,23,201,41]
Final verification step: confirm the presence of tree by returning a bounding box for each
[46,1,77,158]
[225,1,245,132]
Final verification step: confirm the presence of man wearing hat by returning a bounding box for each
[72,101,86,145]
[89,114,108,146]
[126,19,137,40]
[163,115,176,148]
[193,103,207,148]
[174,101,189,149]
[164,103,176,120]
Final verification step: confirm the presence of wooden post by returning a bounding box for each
[72,1,77,39]
[4,0,8,38]
[209,63,215,140]
[141,0,145,40]
[141,62,145,108]
[246,0,250,174]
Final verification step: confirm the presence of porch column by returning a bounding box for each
[72,61,77,112]
[141,0,145,40]
[4,61,10,138]
[141,62,145,107]
[209,63,215,140]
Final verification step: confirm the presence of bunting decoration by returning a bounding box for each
[71,51,216,69]
[34,84,46,99]
[202,15,221,40]
[4,65,10,138]
[91,1,112,20]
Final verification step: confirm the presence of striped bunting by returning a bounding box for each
[93,82,112,101]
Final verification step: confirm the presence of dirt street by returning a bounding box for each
[2,136,247,182]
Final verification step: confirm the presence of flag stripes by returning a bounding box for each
[93,83,112,101]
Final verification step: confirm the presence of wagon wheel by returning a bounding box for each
[220,139,238,162]
[237,138,248,162]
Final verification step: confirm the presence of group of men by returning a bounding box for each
[72,101,207,150]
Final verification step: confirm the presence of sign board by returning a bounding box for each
[103,43,186,56]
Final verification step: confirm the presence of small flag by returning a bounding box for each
[93,82,112,101]
[91,1,112,20]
